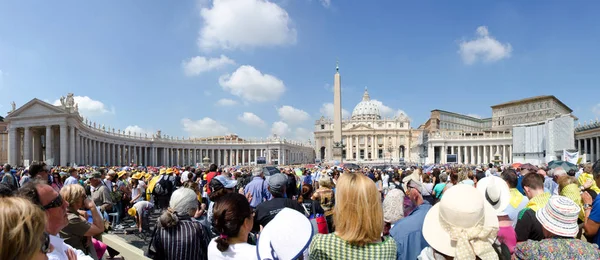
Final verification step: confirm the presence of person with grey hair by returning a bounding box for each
[548,167,567,195]
[244,166,271,209]
[149,188,210,260]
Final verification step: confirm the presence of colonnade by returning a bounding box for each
[428,143,513,164]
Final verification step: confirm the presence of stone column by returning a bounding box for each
[502,145,507,164]
[509,145,512,164]
[217,149,221,166]
[478,146,482,165]
[69,127,75,166]
[59,125,68,166]
[592,138,596,162]
[8,127,17,166]
[457,146,462,164]
[22,127,32,165]
[44,125,53,163]
[427,143,434,164]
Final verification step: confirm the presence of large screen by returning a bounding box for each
[447,154,457,163]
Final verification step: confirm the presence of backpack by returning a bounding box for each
[153,176,173,196]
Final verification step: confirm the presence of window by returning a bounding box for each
[360,150,365,159]
[320,124,324,130]
[400,123,404,128]
[378,149,383,159]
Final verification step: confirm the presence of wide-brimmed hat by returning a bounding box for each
[423,185,499,259]
[118,171,127,178]
[159,168,166,175]
[128,207,137,217]
[257,208,313,260]
[476,176,510,216]
[131,173,143,180]
[536,195,580,238]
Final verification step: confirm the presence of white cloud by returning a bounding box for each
[53,96,114,116]
[124,125,154,136]
[458,26,512,65]
[593,104,600,116]
[277,105,310,125]
[319,103,350,119]
[216,98,238,106]
[320,0,331,8]
[198,0,297,51]
[238,112,265,127]
[467,114,482,119]
[271,121,290,137]
[204,90,212,96]
[371,99,409,119]
[181,117,229,137]
[182,55,235,76]
[294,127,313,141]
[219,65,285,102]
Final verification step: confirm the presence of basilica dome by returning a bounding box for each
[351,88,381,120]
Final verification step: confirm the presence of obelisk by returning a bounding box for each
[332,62,343,162]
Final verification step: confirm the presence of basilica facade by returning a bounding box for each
[314,88,418,163]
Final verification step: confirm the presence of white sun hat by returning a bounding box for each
[536,195,580,238]
[475,176,511,216]
[423,185,499,259]
[257,208,313,260]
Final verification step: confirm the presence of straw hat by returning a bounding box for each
[128,207,137,217]
[257,208,313,260]
[166,168,174,174]
[159,168,166,175]
[475,176,510,216]
[536,195,580,238]
[423,185,499,259]
[131,173,143,180]
[118,171,127,178]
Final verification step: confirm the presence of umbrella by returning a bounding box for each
[548,160,577,172]
[512,162,522,168]
[520,163,538,171]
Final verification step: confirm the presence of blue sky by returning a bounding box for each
[2,1,600,141]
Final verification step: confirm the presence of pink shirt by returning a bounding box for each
[497,225,517,254]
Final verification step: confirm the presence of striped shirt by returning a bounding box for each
[152,214,210,260]
[309,233,397,260]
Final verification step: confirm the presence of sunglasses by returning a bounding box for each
[41,232,51,253]
[43,194,64,210]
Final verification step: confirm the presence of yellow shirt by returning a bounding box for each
[578,172,600,193]
[526,192,551,212]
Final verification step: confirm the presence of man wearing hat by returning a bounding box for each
[253,173,306,233]
[128,200,154,233]
[89,171,114,213]
[390,179,432,260]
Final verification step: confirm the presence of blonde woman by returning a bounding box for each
[0,196,52,260]
[60,184,105,259]
[309,172,397,259]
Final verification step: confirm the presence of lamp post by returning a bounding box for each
[387,145,394,167]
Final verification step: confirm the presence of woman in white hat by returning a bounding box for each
[419,185,505,260]
[514,195,600,259]
[476,176,516,254]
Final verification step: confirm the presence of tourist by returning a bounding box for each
[548,167,568,195]
[128,200,154,233]
[557,175,586,222]
[1,163,19,190]
[390,180,432,260]
[579,163,600,194]
[51,171,65,191]
[153,168,175,210]
[208,193,256,260]
[30,161,50,183]
[382,189,405,236]
[309,172,396,259]
[441,170,458,194]
[60,184,105,259]
[514,196,600,259]
[285,169,299,200]
[581,160,600,247]
[298,184,324,218]
[244,166,271,209]
[374,171,384,198]
[64,168,80,186]
[253,173,306,233]
[431,172,447,201]
[150,188,210,260]
[259,208,313,259]
[312,175,336,232]
[500,169,528,227]
[129,176,143,204]
[476,176,516,254]
[205,164,219,194]
[18,180,94,259]
[516,172,551,242]
[421,174,435,204]
[88,172,113,213]
[103,169,117,192]
[0,196,52,260]
[420,185,504,259]
[207,175,238,225]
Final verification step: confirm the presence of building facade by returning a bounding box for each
[314,88,418,163]
[6,95,315,167]
[421,96,576,165]
[575,120,600,163]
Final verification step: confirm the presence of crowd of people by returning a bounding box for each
[2,159,600,259]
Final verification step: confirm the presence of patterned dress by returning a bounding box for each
[309,233,397,260]
[514,237,600,259]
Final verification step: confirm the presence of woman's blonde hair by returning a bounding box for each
[334,172,383,246]
[319,176,333,189]
[0,197,47,260]
[61,184,86,209]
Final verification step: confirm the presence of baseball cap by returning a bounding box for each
[90,171,102,179]
[268,174,288,192]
